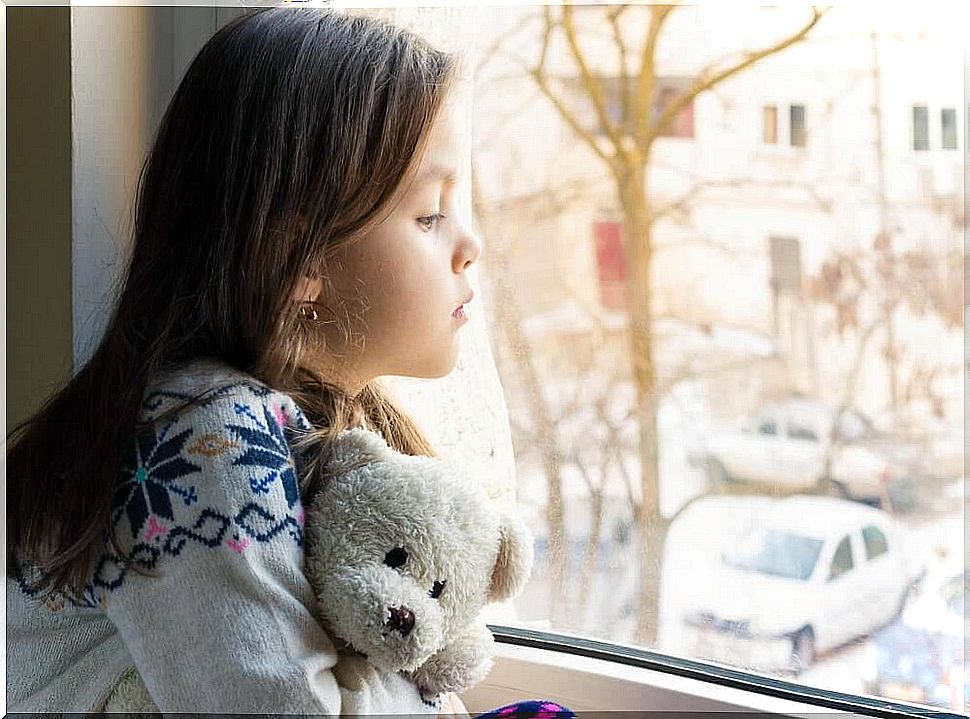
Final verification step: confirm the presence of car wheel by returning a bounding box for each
[705,458,731,489]
[788,627,816,676]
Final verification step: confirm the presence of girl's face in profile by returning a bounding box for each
[300,98,483,392]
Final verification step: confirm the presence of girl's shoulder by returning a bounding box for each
[139,356,312,432]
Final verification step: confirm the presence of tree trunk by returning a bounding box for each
[616,166,666,647]
[471,172,569,626]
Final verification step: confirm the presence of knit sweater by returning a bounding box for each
[6,356,443,715]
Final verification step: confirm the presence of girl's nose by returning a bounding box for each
[456,230,482,273]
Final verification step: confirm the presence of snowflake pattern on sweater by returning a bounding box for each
[12,376,313,610]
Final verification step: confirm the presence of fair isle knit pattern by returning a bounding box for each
[12,376,313,608]
[6,357,441,715]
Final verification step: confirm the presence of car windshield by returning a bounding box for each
[722,527,824,581]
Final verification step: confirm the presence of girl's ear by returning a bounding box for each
[488,511,535,603]
[291,274,324,303]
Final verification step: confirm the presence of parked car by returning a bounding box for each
[679,495,924,676]
[863,547,968,710]
[700,397,920,508]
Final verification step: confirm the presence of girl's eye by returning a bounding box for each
[416,213,446,232]
[384,547,408,569]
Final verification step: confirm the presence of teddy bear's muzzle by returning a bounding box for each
[386,605,415,636]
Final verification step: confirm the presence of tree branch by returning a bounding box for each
[560,6,626,159]
[529,7,614,168]
[634,4,677,151]
[649,7,828,144]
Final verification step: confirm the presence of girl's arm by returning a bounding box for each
[101,386,439,715]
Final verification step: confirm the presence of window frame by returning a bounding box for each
[483,626,956,718]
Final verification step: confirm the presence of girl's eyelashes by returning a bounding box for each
[416,212,446,232]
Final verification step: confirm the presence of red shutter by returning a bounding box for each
[593,220,627,311]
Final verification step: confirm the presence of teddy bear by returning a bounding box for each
[102,425,535,713]
[301,426,535,699]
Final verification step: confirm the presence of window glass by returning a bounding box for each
[789,103,806,147]
[787,420,819,442]
[913,105,930,150]
[454,3,963,712]
[941,107,958,150]
[828,536,854,580]
[722,527,824,581]
[757,419,778,435]
[861,525,888,560]
[762,105,778,144]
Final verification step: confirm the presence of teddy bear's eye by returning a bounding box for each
[384,547,408,569]
[429,580,446,599]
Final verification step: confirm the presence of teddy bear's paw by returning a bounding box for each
[410,632,496,695]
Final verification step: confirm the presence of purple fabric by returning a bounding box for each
[475,699,576,719]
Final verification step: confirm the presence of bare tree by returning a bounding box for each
[512,3,829,646]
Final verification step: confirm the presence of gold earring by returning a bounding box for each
[299,297,319,322]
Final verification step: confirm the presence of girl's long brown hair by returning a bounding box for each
[6,7,460,598]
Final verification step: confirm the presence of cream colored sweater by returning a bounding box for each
[6,356,443,715]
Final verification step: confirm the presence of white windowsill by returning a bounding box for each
[459,639,918,718]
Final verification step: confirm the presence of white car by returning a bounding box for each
[679,495,924,676]
[701,397,912,502]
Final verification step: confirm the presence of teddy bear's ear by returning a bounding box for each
[487,511,535,603]
[326,427,394,475]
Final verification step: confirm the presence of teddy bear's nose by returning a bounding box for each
[386,606,415,636]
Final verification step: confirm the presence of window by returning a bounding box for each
[912,105,930,151]
[652,78,695,138]
[761,103,806,147]
[592,220,627,311]
[789,104,806,147]
[787,421,819,442]
[828,536,854,580]
[757,419,778,435]
[721,527,824,581]
[762,105,778,144]
[571,75,695,139]
[60,5,965,716]
[941,107,958,150]
[768,236,802,293]
[862,525,888,560]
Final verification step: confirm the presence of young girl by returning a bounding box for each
[6,7,574,719]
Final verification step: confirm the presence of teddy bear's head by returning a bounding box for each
[301,428,533,674]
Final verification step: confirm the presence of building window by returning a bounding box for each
[768,236,803,294]
[652,78,695,138]
[941,107,958,150]
[592,220,626,311]
[912,105,929,151]
[762,105,778,144]
[789,104,806,147]
[761,103,806,147]
[571,76,695,139]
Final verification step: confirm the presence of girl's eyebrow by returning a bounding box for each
[414,162,458,187]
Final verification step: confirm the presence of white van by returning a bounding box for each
[675,495,925,675]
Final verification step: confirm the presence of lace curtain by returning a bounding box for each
[370,7,521,623]
[380,7,516,506]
